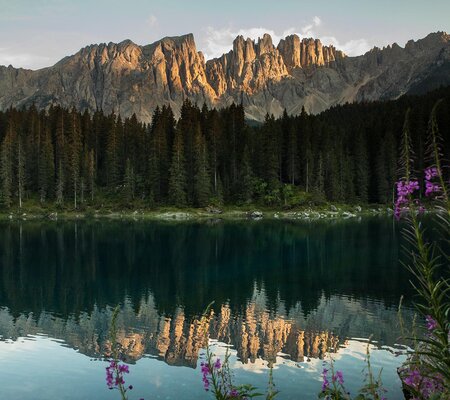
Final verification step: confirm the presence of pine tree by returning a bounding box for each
[354,129,369,203]
[70,110,82,208]
[106,119,120,189]
[56,161,64,205]
[205,109,222,195]
[399,108,414,181]
[316,152,325,197]
[147,107,166,201]
[24,106,40,192]
[0,127,13,207]
[123,158,135,203]
[193,127,211,207]
[375,138,389,204]
[55,108,66,205]
[263,114,281,189]
[287,122,298,185]
[88,150,95,202]
[168,129,187,206]
[16,135,26,208]
[38,125,55,203]
[237,145,254,203]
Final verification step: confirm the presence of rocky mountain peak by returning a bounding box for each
[404,31,450,54]
[277,35,345,70]
[0,31,449,122]
[256,33,274,56]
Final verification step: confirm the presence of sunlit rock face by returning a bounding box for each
[0,286,414,369]
[0,32,449,122]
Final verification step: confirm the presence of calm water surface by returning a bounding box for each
[0,218,418,399]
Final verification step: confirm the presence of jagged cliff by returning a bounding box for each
[0,31,449,122]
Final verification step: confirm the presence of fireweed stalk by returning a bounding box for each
[199,302,278,399]
[395,102,450,399]
[319,357,350,400]
[319,340,386,400]
[105,305,138,400]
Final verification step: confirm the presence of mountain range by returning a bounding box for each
[0,31,449,122]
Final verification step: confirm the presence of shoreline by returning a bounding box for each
[0,205,394,222]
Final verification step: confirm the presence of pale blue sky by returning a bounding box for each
[1,0,449,69]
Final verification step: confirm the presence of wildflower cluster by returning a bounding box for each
[106,360,134,393]
[198,302,277,400]
[400,365,444,399]
[394,180,421,219]
[424,167,441,197]
[399,313,449,399]
[319,341,387,400]
[200,357,241,398]
[105,305,141,400]
[395,100,450,400]
[394,180,419,218]
[200,359,223,392]
[319,366,348,399]
[425,315,438,332]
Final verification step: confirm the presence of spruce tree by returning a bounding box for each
[0,128,13,207]
[237,145,255,203]
[123,158,135,203]
[16,135,26,208]
[38,125,54,203]
[88,150,95,202]
[55,109,66,205]
[287,123,298,185]
[193,127,211,207]
[205,109,222,195]
[106,120,120,189]
[70,110,82,208]
[56,161,64,205]
[354,129,369,203]
[168,129,187,206]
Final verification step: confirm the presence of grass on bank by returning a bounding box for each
[0,189,392,221]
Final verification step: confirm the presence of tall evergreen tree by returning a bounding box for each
[88,150,95,202]
[38,125,55,203]
[69,110,82,208]
[123,158,135,203]
[106,118,120,189]
[237,145,255,203]
[56,161,64,205]
[286,122,299,185]
[0,125,13,207]
[55,108,66,205]
[354,129,369,203]
[193,126,211,207]
[16,134,26,208]
[168,129,187,206]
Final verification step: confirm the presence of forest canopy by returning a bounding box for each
[0,86,449,209]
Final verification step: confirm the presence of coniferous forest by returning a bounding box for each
[0,86,449,210]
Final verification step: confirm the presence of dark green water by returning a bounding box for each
[0,218,417,399]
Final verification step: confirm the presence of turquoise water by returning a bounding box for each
[0,218,417,399]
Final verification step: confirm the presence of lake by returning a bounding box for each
[0,217,418,399]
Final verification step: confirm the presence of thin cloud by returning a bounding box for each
[201,16,371,60]
[322,37,371,56]
[146,14,158,28]
[0,48,51,69]
[202,26,296,60]
[301,15,322,37]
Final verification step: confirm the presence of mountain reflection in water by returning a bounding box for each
[0,218,415,393]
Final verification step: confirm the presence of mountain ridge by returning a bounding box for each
[0,31,449,122]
